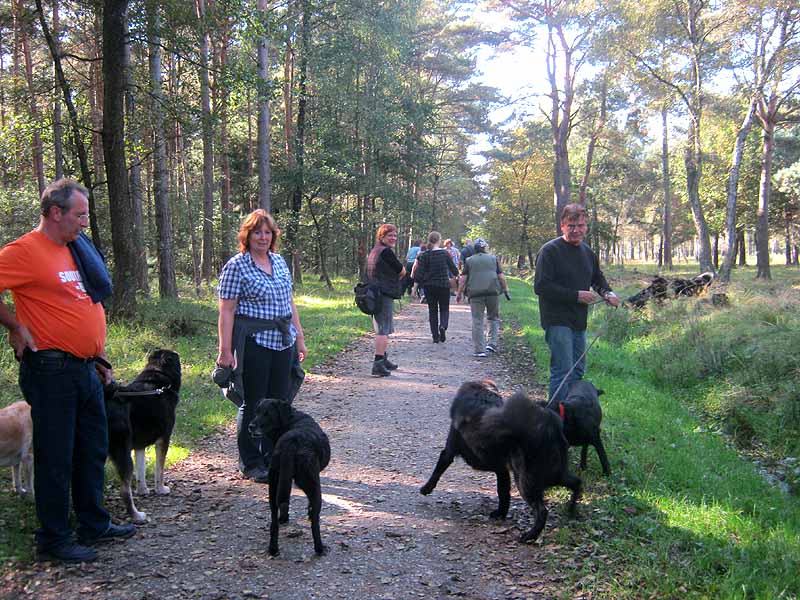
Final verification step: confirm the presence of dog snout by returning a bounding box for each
[248,421,262,438]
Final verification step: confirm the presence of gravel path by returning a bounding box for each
[4,300,581,600]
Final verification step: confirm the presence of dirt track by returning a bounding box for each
[3,300,585,600]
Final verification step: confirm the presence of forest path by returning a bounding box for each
[5,299,580,600]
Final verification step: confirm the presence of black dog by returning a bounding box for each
[543,381,610,475]
[420,380,512,518]
[104,349,181,523]
[421,381,582,542]
[249,399,331,556]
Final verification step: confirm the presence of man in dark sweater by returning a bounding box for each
[534,204,619,403]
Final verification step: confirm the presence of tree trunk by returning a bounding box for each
[196,0,214,282]
[737,229,746,266]
[52,0,64,180]
[286,0,308,283]
[719,97,757,281]
[147,0,177,299]
[18,0,45,195]
[755,121,774,279]
[125,23,149,295]
[212,10,234,267]
[35,0,101,251]
[578,74,607,206]
[257,0,271,211]
[102,0,138,316]
[661,106,672,270]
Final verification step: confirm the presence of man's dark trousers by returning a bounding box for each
[19,353,110,552]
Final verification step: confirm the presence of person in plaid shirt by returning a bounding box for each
[216,210,307,483]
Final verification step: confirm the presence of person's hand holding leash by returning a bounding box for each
[603,291,620,307]
[577,290,597,305]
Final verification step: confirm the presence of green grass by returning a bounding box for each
[0,277,371,566]
[502,275,800,599]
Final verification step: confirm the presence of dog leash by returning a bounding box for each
[545,300,616,409]
[113,385,172,398]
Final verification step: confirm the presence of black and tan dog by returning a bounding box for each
[544,381,611,475]
[104,349,181,523]
[249,398,331,556]
[421,380,582,542]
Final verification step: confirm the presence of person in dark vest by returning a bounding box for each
[533,203,619,403]
[457,238,508,357]
[367,224,406,377]
[413,231,458,343]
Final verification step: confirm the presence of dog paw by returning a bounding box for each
[419,484,433,495]
[132,510,148,524]
[489,510,507,520]
[268,546,279,556]
[155,485,170,495]
[136,485,150,496]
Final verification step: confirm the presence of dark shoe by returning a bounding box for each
[473,351,488,358]
[371,359,391,377]
[383,355,398,370]
[79,522,137,546]
[439,328,446,343]
[486,344,497,353]
[432,334,440,343]
[242,466,270,483]
[36,543,98,563]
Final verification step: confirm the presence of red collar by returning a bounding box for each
[559,403,566,420]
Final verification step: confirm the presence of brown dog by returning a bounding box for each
[0,401,34,497]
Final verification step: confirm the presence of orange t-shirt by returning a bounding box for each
[0,230,106,358]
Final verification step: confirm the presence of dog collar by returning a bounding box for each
[558,403,565,420]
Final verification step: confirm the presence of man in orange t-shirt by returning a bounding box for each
[0,179,135,563]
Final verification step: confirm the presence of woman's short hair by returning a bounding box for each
[376,224,397,243]
[427,231,441,245]
[238,209,281,254]
[560,203,587,223]
[444,238,453,247]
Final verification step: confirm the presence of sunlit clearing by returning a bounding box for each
[295,295,345,308]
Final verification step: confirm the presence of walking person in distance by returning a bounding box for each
[457,238,509,357]
[414,231,458,343]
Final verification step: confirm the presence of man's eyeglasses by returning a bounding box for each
[565,223,587,230]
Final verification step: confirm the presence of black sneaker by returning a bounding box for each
[371,359,391,377]
[79,523,137,546]
[36,543,98,563]
[242,466,270,483]
[486,344,497,353]
[439,328,446,343]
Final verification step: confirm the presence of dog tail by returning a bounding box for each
[276,450,295,506]
[502,391,538,433]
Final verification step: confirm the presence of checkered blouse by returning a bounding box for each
[218,252,297,351]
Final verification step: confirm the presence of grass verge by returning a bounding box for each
[502,275,800,599]
[0,278,370,566]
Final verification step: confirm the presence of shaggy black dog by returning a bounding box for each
[421,381,582,542]
[420,380,512,518]
[543,381,610,476]
[104,349,181,523]
[249,399,331,556]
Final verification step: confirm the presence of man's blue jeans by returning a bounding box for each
[545,325,587,403]
[19,353,111,552]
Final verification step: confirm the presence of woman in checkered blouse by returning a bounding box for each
[216,210,307,483]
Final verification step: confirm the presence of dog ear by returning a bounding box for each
[278,400,293,429]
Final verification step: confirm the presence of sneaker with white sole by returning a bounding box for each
[486,344,497,353]
[473,351,487,358]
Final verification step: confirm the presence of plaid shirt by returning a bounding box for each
[218,251,297,351]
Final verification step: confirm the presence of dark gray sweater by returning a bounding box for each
[534,238,612,330]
